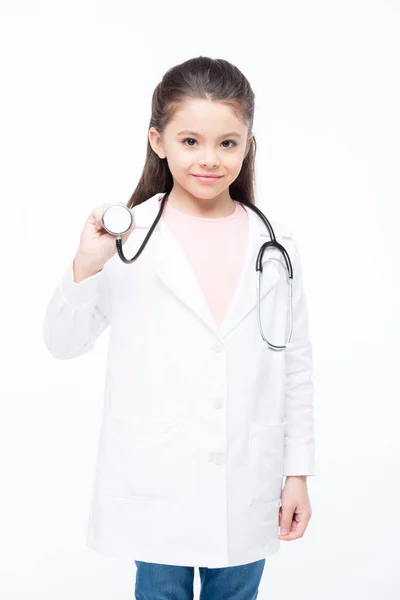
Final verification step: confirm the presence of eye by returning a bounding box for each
[182,138,197,147]
[181,138,238,148]
[221,140,237,148]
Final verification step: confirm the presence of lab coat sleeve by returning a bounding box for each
[283,241,316,476]
[42,259,111,359]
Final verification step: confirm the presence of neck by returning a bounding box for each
[167,187,236,218]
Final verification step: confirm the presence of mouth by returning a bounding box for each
[193,174,223,178]
[192,174,223,183]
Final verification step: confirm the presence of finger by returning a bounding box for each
[278,514,308,540]
[278,525,303,540]
[278,526,295,539]
[292,514,309,538]
[278,531,299,540]
[279,505,295,536]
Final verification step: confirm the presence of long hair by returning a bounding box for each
[127,56,257,209]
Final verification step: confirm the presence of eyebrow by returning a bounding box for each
[177,129,242,139]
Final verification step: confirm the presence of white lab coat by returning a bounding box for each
[43,192,315,568]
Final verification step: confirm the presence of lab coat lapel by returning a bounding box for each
[154,216,220,335]
[142,194,280,339]
[218,204,280,338]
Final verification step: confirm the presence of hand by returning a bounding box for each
[278,476,312,540]
[75,202,136,275]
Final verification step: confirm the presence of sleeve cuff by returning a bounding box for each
[60,260,104,307]
[283,444,315,476]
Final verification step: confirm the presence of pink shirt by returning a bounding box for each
[159,197,249,330]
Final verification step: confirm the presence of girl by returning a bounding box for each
[43,56,315,599]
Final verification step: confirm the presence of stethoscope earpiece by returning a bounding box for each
[102,204,133,236]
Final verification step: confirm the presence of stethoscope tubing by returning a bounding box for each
[102,191,294,350]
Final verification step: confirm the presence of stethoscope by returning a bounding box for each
[101,191,293,351]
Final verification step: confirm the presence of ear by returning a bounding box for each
[244,135,253,160]
[148,127,166,159]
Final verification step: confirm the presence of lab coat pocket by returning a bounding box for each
[247,422,285,506]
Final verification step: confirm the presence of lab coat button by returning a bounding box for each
[212,398,223,409]
[211,343,224,352]
[210,453,224,465]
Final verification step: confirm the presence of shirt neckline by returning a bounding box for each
[159,197,244,222]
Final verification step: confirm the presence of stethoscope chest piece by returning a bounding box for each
[102,204,133,236]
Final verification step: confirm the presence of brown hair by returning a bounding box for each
[127,56,257,209]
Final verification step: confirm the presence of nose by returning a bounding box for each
[200,147,220,168]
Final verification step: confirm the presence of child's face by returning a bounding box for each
[149,98,253,201]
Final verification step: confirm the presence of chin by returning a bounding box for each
[189,179,229,193]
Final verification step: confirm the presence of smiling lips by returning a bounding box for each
[192,174,222,183]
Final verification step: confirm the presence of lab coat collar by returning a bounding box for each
[132,193,289,340]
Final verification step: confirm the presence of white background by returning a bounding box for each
[1,0,399,598]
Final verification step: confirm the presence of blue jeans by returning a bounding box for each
[134,559,266,599]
